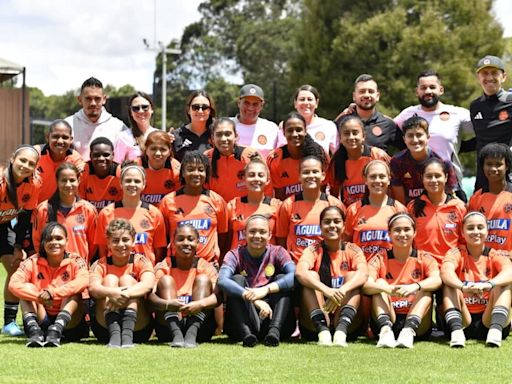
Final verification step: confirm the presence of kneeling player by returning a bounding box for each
[9,223,89,347]
[442,211,512,348]
[364,213,441,348]
[150,224,218,348]
[296,206,368,347]
[89,219,155,348]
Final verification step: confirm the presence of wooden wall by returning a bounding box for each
[0,88,29,164]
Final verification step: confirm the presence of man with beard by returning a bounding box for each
[335,74,404,153]
[394,70,474,185]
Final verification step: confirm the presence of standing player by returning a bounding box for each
[296,206,368,346]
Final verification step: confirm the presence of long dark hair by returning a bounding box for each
[185,90,216,130]
[412,157,448,217]
[39,222,68,259]
[211,118,241,178]
[128,92,155,138]
[318,206,345,288]
[332,115,366,181]
[47,162,80,223]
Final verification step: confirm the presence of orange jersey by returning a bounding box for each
[32,199,98,262]
[159,189,228,262]
[368,249,438,314]
[78,162,123,211]
[327,145,390,205]
[468,185,512,251]
[443,246,511,314]
[90,252,154,280]
[344,197,406,260]
[94,201,167,265]
[227,196,281,250]
[9,252,89,315]
[299,242,366,287]
[407,194,466,265]
[267,146,302,199]
[35,144,85,203]
[0,173,41,224]
[276,192,345,263]
[137,157,181,206]
[154,256,217,303]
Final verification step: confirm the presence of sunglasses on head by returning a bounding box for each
[131,104,150,112]
[190,104,211,111]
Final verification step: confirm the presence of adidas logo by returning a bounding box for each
[474,112,483,120]
[404,172,412,179]
[37,272,44,280]
[281,171,289,178]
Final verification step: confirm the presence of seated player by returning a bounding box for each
[364,213,441,348]
[89,219,155,348]
[218,215,296,347]
[296,206,368,347]
[9,223,89,347]
[150,224,218,348]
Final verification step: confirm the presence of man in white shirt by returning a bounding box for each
[65,77,127,161]
[232,84,285,158]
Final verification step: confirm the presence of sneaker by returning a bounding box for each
[377,327,396,348]
[45,326,61,348]
[170,340,185,348]
[396,327,415,349]
[26,334,45,348]
[332,330,348,347]
[3,321,24,337]
[317,330,332,346]
[184,340,198,348]
[449,329,466,348]
[121,343,135,349]
[486,328,502,348]
[242,334,258,348]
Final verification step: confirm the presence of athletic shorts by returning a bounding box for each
[464,313,511,341]
[0,222,15,257]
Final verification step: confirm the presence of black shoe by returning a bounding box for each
[26,334,45,348]
[45,326,61,348]
[242,334,257,347]
[264,332,280,347]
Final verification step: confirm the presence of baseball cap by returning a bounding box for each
[239,84,264,100]
[476,55,505,73]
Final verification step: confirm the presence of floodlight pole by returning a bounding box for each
[158,42,181,130]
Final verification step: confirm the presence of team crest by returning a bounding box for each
[86,187,93,194]
[447,211,457,222]
[264,264,275,277]
[411,269,421,279]
[164,180,175,189]
[108,187,119,196]
[204,205,216,217]
[439,111,450,121]
[22,194,30,203]
[499,110,509,121]
[257,135,267,145]
[61,271,70,281]
[371,126,383,137]
[237,170,245,180]
[341,261,349,270]
[315,132,326,141]
[75,214,85,224]
[139,219,151,229]
[504,204,512,213]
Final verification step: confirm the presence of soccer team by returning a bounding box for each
[0,54,511,349]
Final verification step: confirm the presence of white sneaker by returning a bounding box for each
[376,326,396,348]
[449,329,466,348]
[332,330,348,347]
[486,328,502,348]
[317,330,333,346]
[396,327,415,349]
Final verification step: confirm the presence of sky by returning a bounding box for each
[1,0,511,96]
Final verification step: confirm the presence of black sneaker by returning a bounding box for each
[242,334,257,348]
[264,330,280,347]
[45,326,62,347]
[26,334,45,348]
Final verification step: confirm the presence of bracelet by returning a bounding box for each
[415,282,422,291]
[488,280,496,289]
[267,286,272,295]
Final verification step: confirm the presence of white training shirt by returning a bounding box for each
[232,116,286,158]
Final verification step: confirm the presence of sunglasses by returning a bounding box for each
[190,104,211,111]
[131,104,150,112]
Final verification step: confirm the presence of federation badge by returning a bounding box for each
[264,264,275,277]
[371,126,383,136]
[257,135,267,145]
[499,110,509,121]
[75,214,85,224]
[22,194,30,203]
[140,219,150,229]
[411,269,421,279]
[315,131,326,141]
[108,187,119,196]
[164,180,175,190]
[505,204,512,213]
[204,205,216,217]
[439,111,450,121]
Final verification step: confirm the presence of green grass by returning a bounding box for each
[1,268,512,384]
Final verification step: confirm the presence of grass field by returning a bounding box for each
[1,268,511,384]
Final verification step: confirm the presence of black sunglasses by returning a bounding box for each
[131,104,150,112]
[190,104,211,111]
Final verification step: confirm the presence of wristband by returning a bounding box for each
[460,282,465,291]
[415,282,421,291]
[488,280,496,289]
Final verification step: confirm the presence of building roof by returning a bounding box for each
[0,57,24,82]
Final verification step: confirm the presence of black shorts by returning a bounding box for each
[464,313,511,341]
[90,315,153,344]
[0,222,15,257]
[154,312,216,343]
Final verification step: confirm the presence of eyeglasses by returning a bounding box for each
[190,104,211,111]
[131,104,150,112]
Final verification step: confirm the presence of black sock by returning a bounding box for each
[164,312,184,343]
[310,309,328,332]
[184,312,205,344]
[105,311,121,346]
[121,308,137,346]
[4,301,18,325]
[404,314,421,332]
[444,308,463,332]
[490,305,509,331]
[376,314,393,332]
[23,312,42,337]
[336,305,356,333]
[51,310,72,336]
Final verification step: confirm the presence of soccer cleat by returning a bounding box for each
[486,328,502,348]
[26,334,45,348]
[317,330,333,346]
[396,327,415,349]
[377,327,396,348]
[44,325,62,348]
[449,329,466,348]
[242,334,258,348]
[332,330,348,347]
[3,321,24,337]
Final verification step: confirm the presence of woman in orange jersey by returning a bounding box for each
[364,213,441,349]
[343,160,406,260]
[89,219,155,348]
[33,162,98,264]
[78,137,122,211]
[441,212,512,348]
[159,151,228,266]
[94,164,167,265]
[267,112,327,201]
[9,222,89,347]
[138,130,180,205]
[468,143,512,251]
[408,158,466,264]
[205,118,263,202]
[296,206,368,346]
[0,145,41,336]
[327,116,390,206]
[35,119,85,203]
[227,157,281,250]
[150,224,218,347]
[276,154,344,264]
